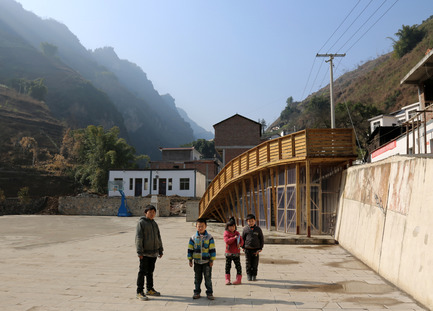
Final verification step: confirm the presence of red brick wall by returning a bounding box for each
[214,115,261,146]
[214,115,262,164]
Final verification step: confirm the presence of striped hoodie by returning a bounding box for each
[187,230,216,264]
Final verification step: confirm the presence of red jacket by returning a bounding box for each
[224,230,244,254]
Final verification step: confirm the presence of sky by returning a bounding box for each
[15,0,433,133]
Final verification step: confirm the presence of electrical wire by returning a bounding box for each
[337,0,389,52]
[326,0,375,53]
[344,0,400,53]
[301,57,317,100]
[317,0,361,53]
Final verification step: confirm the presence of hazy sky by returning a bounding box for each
[15,0,433,132]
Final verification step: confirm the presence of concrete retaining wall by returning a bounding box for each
[335,155,433,309]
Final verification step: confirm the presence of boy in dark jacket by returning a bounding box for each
[135,205,164,301]
[241,214,264,281]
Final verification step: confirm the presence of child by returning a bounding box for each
[135,205,164,301]
[223,217,244,285]
[241,214,264,281]
[187,218,216,300]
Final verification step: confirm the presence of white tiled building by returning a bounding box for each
[108,169,206,198]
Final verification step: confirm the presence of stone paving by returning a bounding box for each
[0,215,426,311]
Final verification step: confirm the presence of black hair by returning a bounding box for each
[144,204,156,214]
[225,216,237,231]
[196,218,207,225]
[246,214,256,220]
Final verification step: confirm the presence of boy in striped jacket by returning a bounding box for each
[187,218,216,300]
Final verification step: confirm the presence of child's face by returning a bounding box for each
[146,209,156,220]
[228,224,236,232]
[196,222,207,234]
[247,218,256,227]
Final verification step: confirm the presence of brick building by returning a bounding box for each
[150,147,221,186]
[214,114,263,165]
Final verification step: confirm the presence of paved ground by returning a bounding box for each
[0,215,426,311]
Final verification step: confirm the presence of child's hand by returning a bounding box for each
[209,262,214,267]
[189,260,193,267]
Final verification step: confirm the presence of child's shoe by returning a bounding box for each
[146,288,161,296]
[193,293,200,299]
[247,274,252,281]
[232,274,242,285]
[136,292,148,301]
[252,275,257,281]
[225,274,231,285]
[207,294,215,300]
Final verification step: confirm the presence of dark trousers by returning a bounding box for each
[137,256,157,293]
[193,262,213,295]
[245,249,260,277]
[225,255,242,275]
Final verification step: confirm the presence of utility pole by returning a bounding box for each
[316,53,345,128]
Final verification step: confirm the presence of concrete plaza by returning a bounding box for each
[0,215,426,311]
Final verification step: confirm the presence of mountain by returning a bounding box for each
[0,85,64,160]
[176,105,214,140]
[0,0,195,160]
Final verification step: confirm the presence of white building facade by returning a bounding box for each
[368,102,421,133]
[108,169,206,198]
[371,119,433,162]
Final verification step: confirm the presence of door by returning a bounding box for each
[158,178,167,195]
[134,178,142,197]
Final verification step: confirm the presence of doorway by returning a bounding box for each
[158,178,167,195]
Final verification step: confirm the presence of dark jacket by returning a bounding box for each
[242,225,264,250]
[135,216,164,256]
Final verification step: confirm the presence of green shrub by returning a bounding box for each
[17,186,30,204]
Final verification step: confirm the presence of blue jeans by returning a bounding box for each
[193,262,213,295]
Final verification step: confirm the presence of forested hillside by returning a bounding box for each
[270,15,433,156]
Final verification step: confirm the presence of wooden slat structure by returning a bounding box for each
[199,128,357,236]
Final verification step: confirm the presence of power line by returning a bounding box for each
[326,0,374,53]
[302,0,361,100]
[301,57,317,100]
[345,0,400,53]
[316,53,346,128]
[337,0,389,52]
[317,0,361,53]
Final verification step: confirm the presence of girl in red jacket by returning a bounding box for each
[223,217,244,285]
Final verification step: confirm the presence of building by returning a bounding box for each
[150,147,221,186]
[368,102,420,133]
[214,114,263,165]
[368,49,433,162]
[108,169,206,198]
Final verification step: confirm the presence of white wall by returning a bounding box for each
[335,156,433,309]
[108,170,205,198]
[371,120,433,162]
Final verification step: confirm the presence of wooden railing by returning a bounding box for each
[199,128,356,216]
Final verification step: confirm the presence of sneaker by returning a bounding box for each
[247,274,252,281]
[193,293,200,299]
[252,275,257,281]
[146,288,161,296]
[136,292,148,301]
[207,294,215,300]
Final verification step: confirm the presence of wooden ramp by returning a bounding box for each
[199,128,357,236]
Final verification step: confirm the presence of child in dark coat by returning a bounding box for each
[223,217,244,285]
[241,214,264,281]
